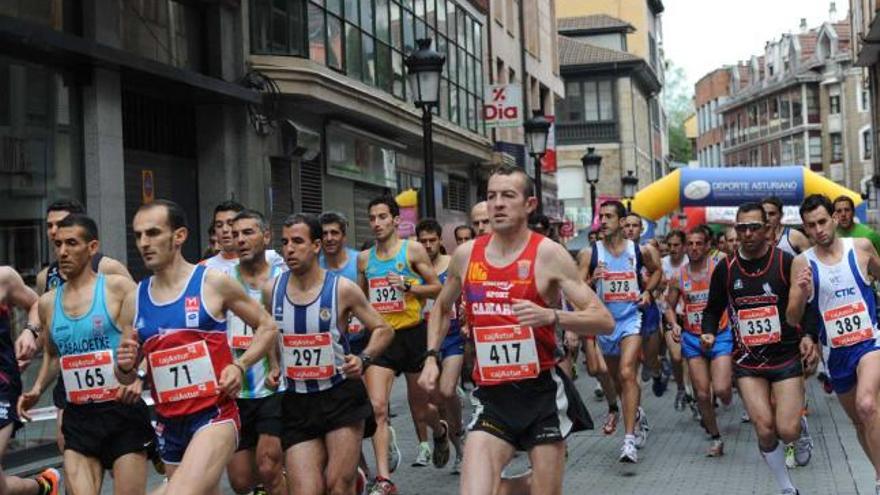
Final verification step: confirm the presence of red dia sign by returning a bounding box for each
[483,84,522,129]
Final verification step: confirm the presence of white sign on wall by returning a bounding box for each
[482,84,522,129]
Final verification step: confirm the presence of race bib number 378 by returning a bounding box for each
[61,350,119,404]
[149,341,218,404]
[602,272,640,303]
[473,325,539,383]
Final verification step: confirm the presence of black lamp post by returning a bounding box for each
[524,111,551,214]
[405,38,446,218]
[621,170,638,212]
[581,147,602,219]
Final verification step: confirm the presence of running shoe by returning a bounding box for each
[780,489,800,495]
[795,416,813,467]
[706,439,724,457]
[641,364,651,383]
[784,443,796,469]
[619,440,638,463]
[369,477,398,495]
[413,441,432,467]
[690,399,702,422]
[674,389,687,411]
[652,374,667,397]
[433,420,451,468]
[602,411,619,435]
[818,371,834,394]
[741,411,751,423]
[387,426,401,473]
[634,408,649,449]
[593,383,605,400]
[452,451,463,475]
[253,486,268,495]
[661,356,672,380]
[35,468,60,495]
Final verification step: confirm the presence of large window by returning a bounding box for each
[252,0,485,135]
[556,79,614,123]
[830,94,841,115]
[830,132,843,161]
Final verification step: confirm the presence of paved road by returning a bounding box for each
[74,368,873,494]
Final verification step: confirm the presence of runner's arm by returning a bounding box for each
[216,272,278,370]
[98,256,133,280]
[116,289,140,385]
[425,244,469,353]
[30,294,60,396]
[663,279,681,327]
[858,237,880,281]
[2,267,42,359]
[407,241,442,299]
[700,260,729,336]
[357,250,369,295]
[548,242,614,337]
[640,244,662,293]
[785,254,812,327]
[35,267,48,296]
[339,278,393,359]
[576,247,593,284]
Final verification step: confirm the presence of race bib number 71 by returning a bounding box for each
[149,341,218,404]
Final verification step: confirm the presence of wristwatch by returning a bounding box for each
[424,349,440,364]
[24,323,41,339]
[403,281,413,292]
[359,353,373,370]
[136,368,148,382]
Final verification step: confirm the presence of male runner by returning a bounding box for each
[416,219,465,473]
[581,202,661,463]
[622,213,666,397]
[224,210,286,495]
[202,201,284,272]
[664,226,733,457]
[471,201,491,236]
[115,199,278,495]
[270,213,392,495]
[661,230,689,410]
[716,232,728,257]
[789,194,880,493]
[454,225,476,245]
[0,267,60,495]
[725,227,739,256]
[419,165,613,495]
[762,196,810,256]
[20,215,152,494]
[358,197,446,494]
[834,195,880,254]
[703,202,817,495]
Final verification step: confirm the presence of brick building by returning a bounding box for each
[694,68,731,167]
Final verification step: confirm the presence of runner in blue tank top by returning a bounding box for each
[270,213,392,495]
[319,212,367,355]
[114,199,279,495]
[19,214,149,495]
[789,194,880,491]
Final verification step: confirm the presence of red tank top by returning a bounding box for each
[463,232,557,386]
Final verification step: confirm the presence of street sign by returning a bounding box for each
[483,84,522,129]
[142,169,155,204]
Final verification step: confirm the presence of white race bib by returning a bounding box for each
[684,302,705,334]
[149,341,219,404]
[369,278,405,313]
[474,325,539,383]
[282,333,337,381]
[823,301,875,348]
[60,350,119,404]
[602,271,640,303]
[228,317,254,350]
[737,306,782,347]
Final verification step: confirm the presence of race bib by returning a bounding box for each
[60,350,119,404]
[282,333,336,381]
[602,271,640,303]
[369,278,405,313]
[149,341,218,404]
[228,317,254,350]
[474,325,539,383]
[823,301,875,348]
[684,302,706,334]
[737,306,782,347]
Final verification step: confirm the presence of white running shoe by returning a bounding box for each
[387,426,401,473]
[619,440,638,463]
[412,441,432,467]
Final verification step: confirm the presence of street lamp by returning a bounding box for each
[621,170,638,212]
[524,111,552,214]
[405,38,446,218]
[581,147,602,220]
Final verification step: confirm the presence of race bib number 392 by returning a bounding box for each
[473,325,539,383]
[61,350,119,404]
[149,341,218,404]
[369,278,405,313]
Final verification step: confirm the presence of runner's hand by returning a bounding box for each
[386,272,406,291]
[671,323,682,343]
[219,364,243,398]
[511,299,554,327]
[17,388,41,422]
[638,291,652,309]
[116,379,143,405]
[592,262,607,281]
[796,266,814,298]
[800,336,819,371]
[341,354,363,380]
[117,329,140,373]
[700,333,715,350]
[14,330,38,367]
[418,359,439,395]
[266,365,281,390]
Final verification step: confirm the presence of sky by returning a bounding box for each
[662,0,844,92]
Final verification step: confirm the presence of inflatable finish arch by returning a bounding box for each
[630,166,866,223]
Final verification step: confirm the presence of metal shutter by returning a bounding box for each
[353,183,384,249]
[299,158,323,214]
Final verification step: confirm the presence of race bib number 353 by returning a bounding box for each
[737,306,782,347]
[823,302,875,348]
[369,278,405,313]
[282,333,336,381]
[149,341,218,404]
[61,350,119,404]
[474,325,539,383]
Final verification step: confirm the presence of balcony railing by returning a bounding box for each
[556,121,619,145]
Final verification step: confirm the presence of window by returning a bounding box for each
[443,175,469,211]
[830,94,841,114]
[862,86,870,113]
[250,0,307,56]
[558,80,614,123]
[831,132,843,162]
[863,128,873,161]
[809,132,822,170]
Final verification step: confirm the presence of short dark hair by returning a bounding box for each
[233,209,268,231]
[454,225,475,239]
[47,199,85,215]
[488,164,535,197]
[761,196,784,213]
[138,199,189,231]
[319,212,349,234]
[368,196,400,217]
[800,193,834,219]
[736,202,768,223]
[600,200,627,220]
[666,229,686,244]
[283,213,322,241]
[688,225,710,242]
[528,213,551,231]
[416,218,443,237]
[833,195,855,211]
[57,214,98,242]
[213,200,245,219]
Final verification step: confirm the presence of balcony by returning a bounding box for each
[556,121,619,145]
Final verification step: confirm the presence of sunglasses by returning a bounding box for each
[734,222,765,233]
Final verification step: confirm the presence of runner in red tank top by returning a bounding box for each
[418,165,613,495]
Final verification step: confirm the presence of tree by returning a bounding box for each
[663,61,694,163]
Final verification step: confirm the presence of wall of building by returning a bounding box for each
[557,0,655,62]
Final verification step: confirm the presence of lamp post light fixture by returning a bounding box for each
[405,38,446,218]
[621,170,638,212]
[581,147,602,219]
[524,111,552,214]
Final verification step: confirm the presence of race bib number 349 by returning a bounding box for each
[149,341,218,404]
[474,325,539,383]
[369,278,405,313]
[823,301,875,348]
[61,350,119,404]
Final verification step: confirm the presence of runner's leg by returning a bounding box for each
[526,442,565,495]
[439,355,465,449]
[770,376,805,445]
[405,372,444,437]
[324,423,365,495]
[618,335,642,436]
[738,376,796,493]
[0,424,42,495]
[584,339,618,407]
[227,449,257,494]
[62,449,103,495]
[854,351,880,478]
[365,365,396,479]
[688,357,719,436]
[285,439,327,495]
[256,434,286,495]
[837,390,873,463]
[710,355,733,407]
[460,431,515,495]
[150,422,236,495]
[110,452,148,495]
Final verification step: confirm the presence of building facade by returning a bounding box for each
[852,0,880,212]
[694,68,731,167]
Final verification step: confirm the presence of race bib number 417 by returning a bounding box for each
[473,325,539,383]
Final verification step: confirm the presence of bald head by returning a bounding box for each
[471,201,491,235]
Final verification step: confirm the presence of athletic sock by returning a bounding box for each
[624,434,636,445]
[760,441,795,492]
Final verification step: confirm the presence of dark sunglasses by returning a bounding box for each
[734,222,765,233]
